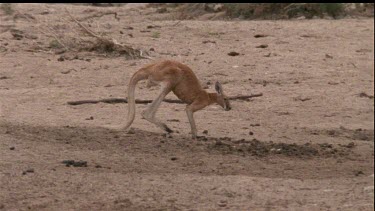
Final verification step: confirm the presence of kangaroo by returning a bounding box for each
[120,60,231,139]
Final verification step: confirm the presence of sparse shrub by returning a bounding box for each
[151,32,160,38]
[223,3,255,19]
[176,3,346,20]
[286,3,345,19]
[1,3,14,15]
[167,3,184,8]
[49,39,63,49]
[319,3,344,18]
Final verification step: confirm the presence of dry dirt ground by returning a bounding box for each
[0,3,374,211]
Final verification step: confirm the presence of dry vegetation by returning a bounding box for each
[151,3,374,20]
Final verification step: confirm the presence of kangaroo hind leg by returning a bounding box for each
[142,82,173,133]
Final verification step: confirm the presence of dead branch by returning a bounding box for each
[228,93,263,100]
[65,8,151,60]
[78,11,119,22]
[67,93,263,106]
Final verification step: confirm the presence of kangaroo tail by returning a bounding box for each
[123,69,148,130]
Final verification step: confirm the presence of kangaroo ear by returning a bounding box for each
[215,81,223,94]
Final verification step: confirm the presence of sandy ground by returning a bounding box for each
[0,3,374,211]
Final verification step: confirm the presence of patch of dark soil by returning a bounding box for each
[310,127,374,141]
[62,160,88,167]
[208,138,352,158]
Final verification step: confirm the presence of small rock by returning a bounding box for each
[57,56,65,62]
[227,51,240,56]
[73,161,87,167]
[147,25,160,29]
[86,58,91,62]
[294,96,311,102]
[202,40,216,44]
[62,160,75,166]
[26,168,34,173]
[10,29,24,40]
[263,53,271,57]
[0,76,10,80]
[203,130,208,134]
[167,119,180,122]
[171,157,178,161]
[249,131,254,135]
[85,116,94,120]
[218,200,227,207]
[95,165,102,168]
[149,47,155,51]
[254,34,268,38]
[25,34,38,40]
[325,54,333,59]
[22,168,34,175]
[355,170,364,176]
[127,128,136,134]
[120,30,124,34]
[9,146,15,150]
[197,136,208,141]
[61,70,71,74]
[54,49,66,54]
[345,142,355,148]
[256,44,268,48]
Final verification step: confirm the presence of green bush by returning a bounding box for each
[319,3,344,18]
[224,3,255,19]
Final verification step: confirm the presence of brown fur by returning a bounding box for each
[121,60,231,139]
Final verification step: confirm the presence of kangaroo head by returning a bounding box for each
[215,81,231,111]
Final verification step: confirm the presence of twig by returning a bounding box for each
[67,93,263,106]
[14,10,69,51]
[65,8,103,40]
[228,93,263,100]
[78,11,119,21]
[172,20,182,26]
